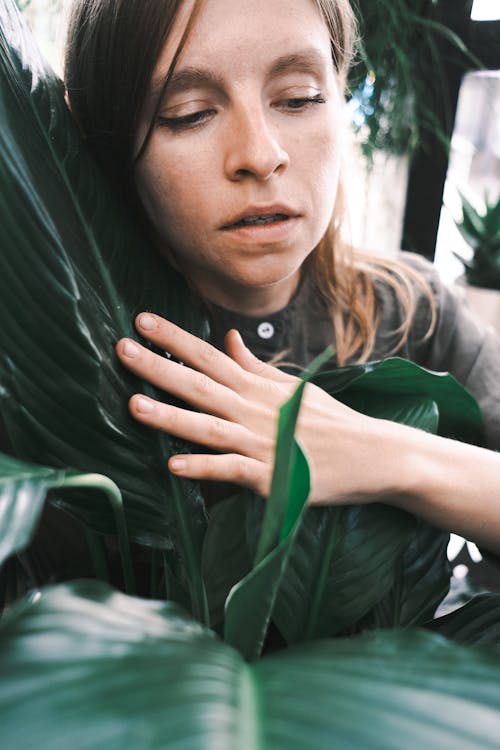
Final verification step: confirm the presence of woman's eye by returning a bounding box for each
[157,109,214,131]
[278,94,326,111]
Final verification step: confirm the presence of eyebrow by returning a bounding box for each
[150,47,329,101]
[268,49,328,78]
[150,67,225,100]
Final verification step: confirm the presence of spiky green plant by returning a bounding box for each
[454,193,500,289]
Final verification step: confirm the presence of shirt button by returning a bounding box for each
[257,322,274,339]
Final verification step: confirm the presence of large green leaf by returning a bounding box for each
[0,0,208,617]
[314,357,484,444]
[2,581,500,749]
[362,520,450,630]
[223,355,318,661]
[272,503,415,642]
[202,492,255,629]
[204,362,477,646]
[271,364,469,643]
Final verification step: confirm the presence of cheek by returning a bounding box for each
[135,156,201,236]
[308,131,341,208]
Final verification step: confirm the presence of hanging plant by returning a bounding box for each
[348,0,478,159]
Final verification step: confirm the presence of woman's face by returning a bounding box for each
[135,0,344,314]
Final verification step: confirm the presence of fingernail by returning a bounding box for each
[123,340,140,358]
[170,458,187,472]
[136,396,154,414]
[138,313,158,330]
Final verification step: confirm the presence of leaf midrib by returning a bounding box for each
[238,663,262,750]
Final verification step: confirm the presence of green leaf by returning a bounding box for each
[255,346,333,565]
[271,364,459,643]
[202,492,255,629]
[460,191,490,241]
[223,394,310,660]
[362,521,450,629]
[224,349,333,661]
[272,503,415,642]
[315,358,484,444]
[0,451,136,593]
[454,192,500,289]
[0,0,208,617]
[428,594,500,646]
[3,582,500,749]
[0,452,66,568]
[253,411,309,565]
[207,361,474,648]
[483,196,500,237]
[259,630,500,750]
[345,393,440,433]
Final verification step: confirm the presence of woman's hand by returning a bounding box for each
[115,312,500,553]
[115,312,396,505]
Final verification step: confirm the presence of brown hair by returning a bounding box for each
[309,0,436,365]
[65,0,185,190]
[65,0,435,366]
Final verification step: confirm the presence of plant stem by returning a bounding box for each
[61,474,136,595]
[84,527,110,583]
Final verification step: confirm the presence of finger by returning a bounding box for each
[116,338,244,419]
[224,329,293,383]
[134,313,248,391]
[129,394,272,459]
[168,453,270,496]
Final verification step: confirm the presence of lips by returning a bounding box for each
[221,205,298,230]
[231,213,289,227]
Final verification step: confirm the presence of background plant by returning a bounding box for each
[348,0,477,159]
[453,192,500,289]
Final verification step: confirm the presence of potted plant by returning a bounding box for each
[453,192,500,333]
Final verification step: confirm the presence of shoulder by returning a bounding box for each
[369,252,500,449]
[375,250,444,299]
[368,249,494,374]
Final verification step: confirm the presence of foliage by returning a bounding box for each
[3,580,500,750]
[0,0,209,620]
[348,0,478,159]
[453,193,500,289]
[2,0,500,746]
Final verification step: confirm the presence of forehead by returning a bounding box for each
[153,0,332,83]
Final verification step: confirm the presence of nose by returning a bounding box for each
[224,104,290,182]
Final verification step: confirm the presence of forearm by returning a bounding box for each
[381,420,500,555]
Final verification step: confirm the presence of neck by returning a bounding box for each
[184,269,301,316]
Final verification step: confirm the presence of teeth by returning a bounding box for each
[236,213,288,226]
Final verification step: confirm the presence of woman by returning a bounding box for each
[65,0,500,554]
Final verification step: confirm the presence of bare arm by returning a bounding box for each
[116,312,500,556]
